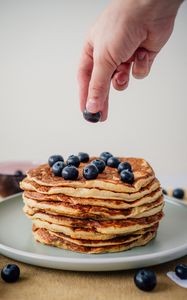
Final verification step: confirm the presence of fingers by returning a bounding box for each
[112,63,131,91]
[77,42,93,112]
[100,96,109,122]
[132,48,157,79]
[86,58,116,115]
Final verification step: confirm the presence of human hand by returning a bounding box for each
[78,0,183,121]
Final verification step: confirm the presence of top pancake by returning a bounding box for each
[26,157,155,193]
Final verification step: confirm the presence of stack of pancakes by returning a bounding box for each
[20,157,164,254]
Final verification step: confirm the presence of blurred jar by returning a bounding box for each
[0,161,38,199]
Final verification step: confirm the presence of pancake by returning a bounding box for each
[20,177,160,201]
[23,187,162,209]
[33,227,156,254]
[26,157,155,193]
[23,195,164,220]
[49,224,158,247]
[27,210,163,238]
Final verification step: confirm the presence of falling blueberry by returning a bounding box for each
[83,110,101,123]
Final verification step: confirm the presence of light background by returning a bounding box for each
[0,0,187,179]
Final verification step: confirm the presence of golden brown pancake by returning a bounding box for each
[26,157,155,193]
[23,187,162,209]
[33,227,156,254]
[23,195,164,220]
[20,177,160,201]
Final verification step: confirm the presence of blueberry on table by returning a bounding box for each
[172,188,184,199]
[1,264,20,283]
[175,264,187,279]
[120,169,134,184]
[83,164,99,180]
[134,269,157,292]
[107,157,120,168]
[62,166,79,180]
[162,189,168,195]
[66,155,80,167]
[118,162,132,173]
[78,152,89,163]
[52,161,65,176]
[83,110,101,123]
[100,152,113,163]
[91,159,105,173]
[48,155,64,167]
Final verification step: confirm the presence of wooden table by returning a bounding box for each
[0,254,186,300]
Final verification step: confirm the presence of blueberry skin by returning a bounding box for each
[83,110,101,123]
[120,170,134,184]
[14,170,24,176]
[162,189,168,195]
[1,264,20,283]
[52,161,65,176]
[78,152,89,163]
[66,155,80,167]
[118,162,132,173]
[172,188,184,199]
[100,152,113,163]
[48,155,64,167]
[107,157,120,168]
[134,269,157,292]
[175,264,187,279]
[83,164,99,180]
[91,159,105,173]
[62,166,79,180]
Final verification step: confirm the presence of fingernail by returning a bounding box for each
[137,51,146,61]
[116,78,127,86]
[86,99,99,113]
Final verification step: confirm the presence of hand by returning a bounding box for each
[78,0,182,121]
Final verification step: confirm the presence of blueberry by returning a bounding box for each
[107,157,120,168]
[83,110,101,123]
[78,152,89,163]
[172,188,184,199]
[1,264,20,283]
[100,152,113,163]
[91,159,105,173]
[48,155,64,167]
[118,162,132,173]
[162,189,168,195]
[66,155,80,167]
[83,164,99,180]
[62,166,79,180]
[175,264,187,279]
[134,269,157,292]
[14,170,24,176]
[52,161,65,176]
[120,169,134,184]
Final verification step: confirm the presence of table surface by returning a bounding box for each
[0,254,187,300]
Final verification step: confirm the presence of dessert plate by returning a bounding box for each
[0,194,187,271]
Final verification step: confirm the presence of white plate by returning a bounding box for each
[0,194,187,271]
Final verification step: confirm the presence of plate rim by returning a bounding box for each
[0,194,187,266]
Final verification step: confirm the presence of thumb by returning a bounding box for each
[86,59,115,114]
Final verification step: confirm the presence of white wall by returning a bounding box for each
[0,0,187,178]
